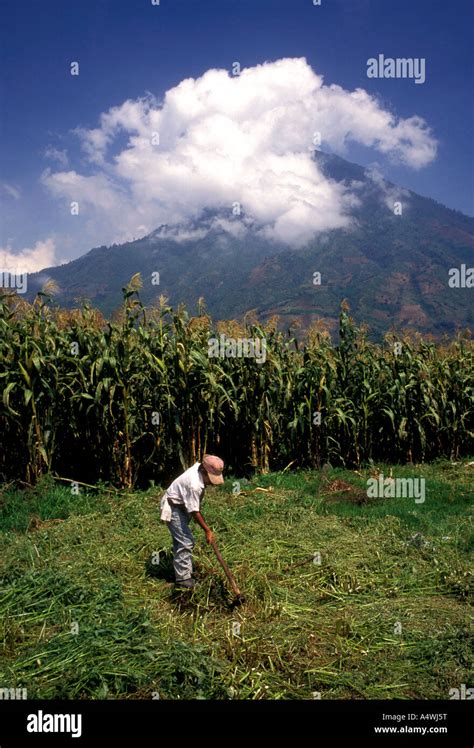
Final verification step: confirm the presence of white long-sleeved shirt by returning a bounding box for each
[160,463,205,522]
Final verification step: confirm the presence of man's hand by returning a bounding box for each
[206,529,215,545]
[192,511,215,544]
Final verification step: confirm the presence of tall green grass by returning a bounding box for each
[1,287,472,487]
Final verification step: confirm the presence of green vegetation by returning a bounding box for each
[1,462,472,699]
[1,287,472,487]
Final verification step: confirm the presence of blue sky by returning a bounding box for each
[1,0,473,269]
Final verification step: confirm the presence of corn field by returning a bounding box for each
[1,282,473,487]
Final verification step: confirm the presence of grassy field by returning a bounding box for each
[0,461,472,700]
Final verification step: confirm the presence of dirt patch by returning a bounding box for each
[27,515,65,532]
[321,479,369,506]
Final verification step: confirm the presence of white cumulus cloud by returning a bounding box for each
[0,238,60,273]
[43,146,69,168]
[42,57,437,249]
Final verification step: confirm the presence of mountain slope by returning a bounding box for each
[25,152,474,337]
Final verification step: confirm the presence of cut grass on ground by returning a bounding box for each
[0,461,473,699]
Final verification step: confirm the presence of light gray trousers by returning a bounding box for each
[167,505,195,582]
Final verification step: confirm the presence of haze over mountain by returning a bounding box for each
[25,151,474,338]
